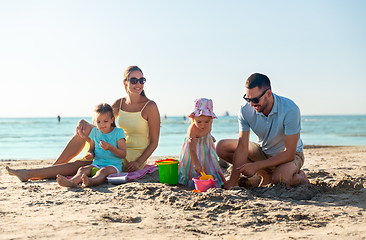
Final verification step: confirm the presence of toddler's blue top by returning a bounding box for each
[238,93,303,156]
[89,127,125,171]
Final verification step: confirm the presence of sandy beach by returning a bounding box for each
[1,145,366,240]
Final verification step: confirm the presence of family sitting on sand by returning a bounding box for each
[6,66,309,189]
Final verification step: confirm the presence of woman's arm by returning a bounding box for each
[111,98,122,119]
[125,101,160,172]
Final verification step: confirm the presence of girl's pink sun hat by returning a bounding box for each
[188,98,217,119]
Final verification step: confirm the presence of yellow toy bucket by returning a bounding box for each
[155,159,179,185]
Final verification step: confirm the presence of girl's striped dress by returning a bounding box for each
[178,133,226,188]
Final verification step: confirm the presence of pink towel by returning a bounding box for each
[107,164,158,182]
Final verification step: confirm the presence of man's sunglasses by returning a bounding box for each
[127,77,146,85]
[243,88,270,104]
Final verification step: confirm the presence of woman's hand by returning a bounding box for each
[125,161,141,172]
[76,120,88,138]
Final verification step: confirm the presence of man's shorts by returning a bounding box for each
[248,142,305,173]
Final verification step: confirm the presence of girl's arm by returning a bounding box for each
[125,101,160,172]
[85,140,95,160]
[188,124,202,174]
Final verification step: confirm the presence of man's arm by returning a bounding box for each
[223,130,250,189]
[237,133,299,177]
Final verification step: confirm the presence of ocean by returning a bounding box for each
[0,115,365,160]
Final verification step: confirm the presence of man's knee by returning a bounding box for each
[216,139,226,157]
[272,171,299,187]
[216,139,236,155]
[272,161,298,183]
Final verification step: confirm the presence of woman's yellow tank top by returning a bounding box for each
[118,100,150,170]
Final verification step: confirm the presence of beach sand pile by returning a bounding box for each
[1,146,366,239]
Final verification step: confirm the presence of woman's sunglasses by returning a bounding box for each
[243,88,270,104]
[127,77,146,85]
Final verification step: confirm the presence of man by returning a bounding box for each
[217,73,309,189]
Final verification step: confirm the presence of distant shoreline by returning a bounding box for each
[1,114,366,119]
[2,145,366,161]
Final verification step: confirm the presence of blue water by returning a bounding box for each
[0,115,365,160]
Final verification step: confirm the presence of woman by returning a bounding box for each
[6,66,160,182]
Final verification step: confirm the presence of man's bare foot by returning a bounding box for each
[6,166,29,182]
[56,174,77,187]
[81,174,93,187]
[298,170,310,185]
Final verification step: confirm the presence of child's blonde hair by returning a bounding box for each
[93,103,117,127]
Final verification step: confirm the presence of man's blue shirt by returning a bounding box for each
[238,93,303,156]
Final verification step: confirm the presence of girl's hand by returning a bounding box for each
[99,140,112,151]
[194,164,202,174]
[84,152,94,160]
[125,161,141,172]
[76,120,87,138]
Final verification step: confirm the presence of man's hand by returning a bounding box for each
[237,162,259,178]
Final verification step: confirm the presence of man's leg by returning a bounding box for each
[216,139,238,164]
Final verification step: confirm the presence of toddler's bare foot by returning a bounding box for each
[221,179,238,190]
[298,170,310,185]
[81,174,93,187]
[56,174,77,188]
[6,166,29,182]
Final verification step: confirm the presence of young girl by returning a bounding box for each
[178,98,226,188]
[57,103,126,188]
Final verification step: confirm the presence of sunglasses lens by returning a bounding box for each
[243,94,259,104]
[129,77,146,84]
[129,78,138,84]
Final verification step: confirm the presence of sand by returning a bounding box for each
[1,146,366,240]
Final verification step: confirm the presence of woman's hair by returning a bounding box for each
[93,103,117,127]
[245,73,271,90]
[123,65,146,97]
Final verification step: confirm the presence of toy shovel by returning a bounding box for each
[199,168,214,181]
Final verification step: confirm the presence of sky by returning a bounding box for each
[1,0,365,118]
